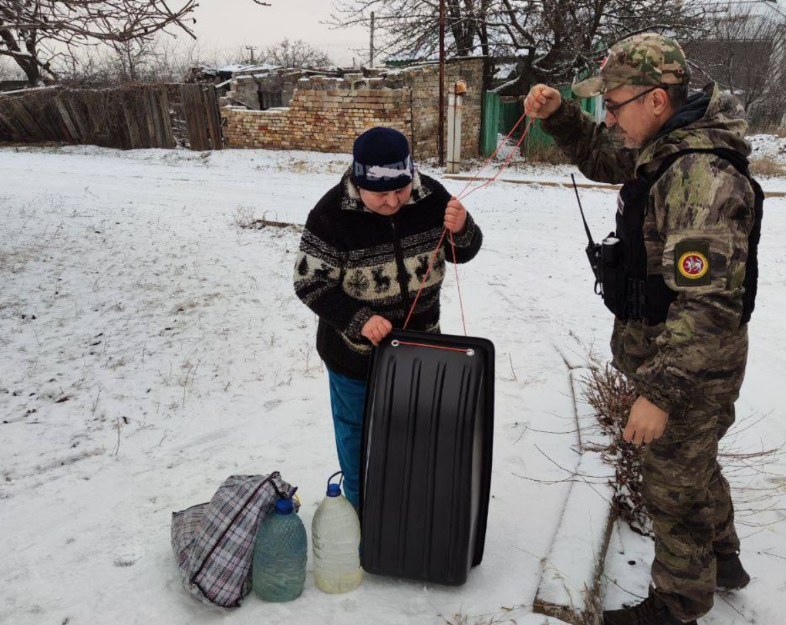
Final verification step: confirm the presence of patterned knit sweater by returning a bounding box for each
[294,169,483,380]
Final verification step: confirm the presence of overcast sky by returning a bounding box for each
[191,0,369,65]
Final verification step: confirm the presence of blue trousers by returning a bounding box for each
[327,369,367,509]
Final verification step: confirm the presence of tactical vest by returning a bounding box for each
[599,148,763,326]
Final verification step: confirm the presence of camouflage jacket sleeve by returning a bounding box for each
[634,154,755,413]
[542,99,638,184]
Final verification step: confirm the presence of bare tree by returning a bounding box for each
[686,5,786,125]
[328,0,497,88]
[0,0,271,86]
[262,39,334,68]
[107,39,157,83]
[152,38,233,81]
[329,0,709,94]
[328,0,494,61]
[489,0,710,94]
[57,35,237,87]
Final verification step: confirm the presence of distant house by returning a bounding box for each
[185,64,283,100]
[687,0,786,125]
[223,66,344,111]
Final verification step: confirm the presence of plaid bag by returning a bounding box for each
[171,472,295,608]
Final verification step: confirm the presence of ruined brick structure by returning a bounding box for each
[221,58,484,161]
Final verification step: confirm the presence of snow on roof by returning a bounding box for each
[220,63,281,74]
[0,85,58,97]
[698,0,786,19]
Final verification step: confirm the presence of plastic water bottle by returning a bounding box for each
[312,473,362,594]
[252,497,307,602]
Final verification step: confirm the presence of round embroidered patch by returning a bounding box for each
[678,251,709,280]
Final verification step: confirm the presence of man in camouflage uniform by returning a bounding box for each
[525,34,761,625]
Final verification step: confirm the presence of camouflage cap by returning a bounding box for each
[572,33,690,98]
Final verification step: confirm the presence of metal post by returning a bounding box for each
[447,81,466,174]
[370,12,375,68]
[245,46,258,65]
[438,0,446,166]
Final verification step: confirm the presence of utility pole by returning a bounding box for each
[245,45,258,65]
[369,12,376,68]
[438,0,446,166]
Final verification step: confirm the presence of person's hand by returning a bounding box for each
[522,84,562,119]
[361,315,393,346]
[623,396,670,445]
[445,197,468,234]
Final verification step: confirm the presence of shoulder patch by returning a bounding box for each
[674,240,711,286]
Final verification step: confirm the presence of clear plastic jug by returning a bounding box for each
[312,472,362,593]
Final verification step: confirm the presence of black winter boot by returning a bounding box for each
[603,591,697,625]
[716,552,751,591]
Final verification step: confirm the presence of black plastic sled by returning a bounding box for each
[359,329,495,586]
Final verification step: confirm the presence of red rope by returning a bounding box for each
[456,102,534,194]
[449,229,467,336]
[402,104,537,335]
[457,116,535,202]
[402,227,447,330]
[394,341,472,354]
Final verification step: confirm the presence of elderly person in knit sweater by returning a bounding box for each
[293,127,483,508]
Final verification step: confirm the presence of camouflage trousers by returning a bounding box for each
[612,321,749,622]
[642,364,747,620]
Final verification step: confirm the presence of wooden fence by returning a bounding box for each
[180,83,223,151]
[0,83,223,151]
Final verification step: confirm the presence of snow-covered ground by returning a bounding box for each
[749,134,786,164]
[1,145,784,625]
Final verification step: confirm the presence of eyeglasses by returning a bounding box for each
[604,86,659,117]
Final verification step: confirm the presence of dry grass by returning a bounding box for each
[535,585,604,625]
[750,156,786,178]
[232,206,303,232]
[750,122,786,138]
[525,145,571,166]
[271,157,349,175]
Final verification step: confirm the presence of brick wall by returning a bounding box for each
[221,58,484,161]
[404,59,483,161]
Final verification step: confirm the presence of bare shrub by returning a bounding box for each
[232,206,257,230]
[526,145,571,166]
[583,363,785,539]
[581,365,649,537]
[750,157,786,178]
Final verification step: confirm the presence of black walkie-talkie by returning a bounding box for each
[571,174,604,295]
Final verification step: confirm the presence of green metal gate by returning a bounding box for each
[481,85,598,157]
[523,85,597,156]
[481,92,501,157]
